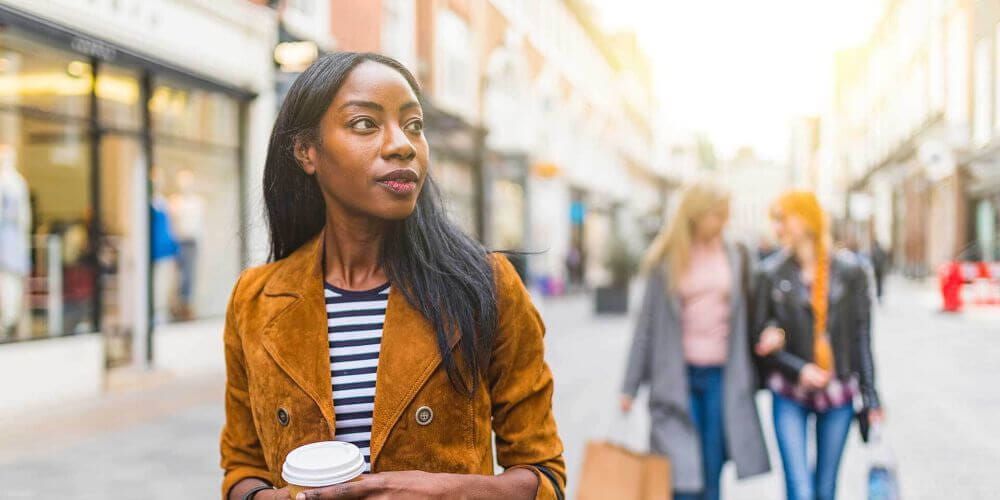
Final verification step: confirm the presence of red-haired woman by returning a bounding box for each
[752,191,883,500]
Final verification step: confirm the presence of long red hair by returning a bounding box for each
[774,191,833,371]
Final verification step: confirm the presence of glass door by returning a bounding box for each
[96,64,145,368]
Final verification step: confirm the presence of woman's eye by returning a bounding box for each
[350,118,377,131]
[404,120,424,134]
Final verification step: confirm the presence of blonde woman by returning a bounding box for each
[621,182,770,500]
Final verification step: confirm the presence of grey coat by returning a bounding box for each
[622,243,770,492]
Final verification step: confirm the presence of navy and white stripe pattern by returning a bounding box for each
[326,281,390,472]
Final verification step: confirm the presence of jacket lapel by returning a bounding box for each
[725,242,741,316]
[260,233,337,430]
[370,287,461,468]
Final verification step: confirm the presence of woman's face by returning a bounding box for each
[295,61,428,221]
[693,201,729,241]
[771,208,808,247]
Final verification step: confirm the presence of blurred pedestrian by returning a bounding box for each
[620,181,770,500]
[871,238,888,301]
[220,53,565,500]
[752,191,883,500]
[757,234,779,261]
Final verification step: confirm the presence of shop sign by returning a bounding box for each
[70,36,117,61]
[570,201,586,225]
[274,41,318,73]
[532,161,561,178]
[848,192,873,221]
[918,140,956,182]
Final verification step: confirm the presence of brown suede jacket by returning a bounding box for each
[220,233,566,499]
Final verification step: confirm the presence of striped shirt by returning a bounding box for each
[326,281,390,471]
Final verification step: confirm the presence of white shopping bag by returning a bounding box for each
[866,426,901,500]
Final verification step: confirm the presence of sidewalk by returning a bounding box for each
[0,372,225,499]
[0,275,997,498]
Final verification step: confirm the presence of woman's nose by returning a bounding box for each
[382,123,416,160]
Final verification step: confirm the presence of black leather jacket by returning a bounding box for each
[752,250,881,409]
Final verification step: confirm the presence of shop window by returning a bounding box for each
[0,112,94,342]
[0,32,91,121]
[0,29,96,343]
[149,78,240,324]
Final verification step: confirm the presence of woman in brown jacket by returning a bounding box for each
[220,53,565,500]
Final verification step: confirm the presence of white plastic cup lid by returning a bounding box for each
[282,441,365,487]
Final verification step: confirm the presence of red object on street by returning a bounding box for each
[939,261,964,312]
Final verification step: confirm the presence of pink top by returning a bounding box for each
[677,241,732,366]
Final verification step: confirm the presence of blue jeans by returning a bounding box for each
[176,239,198,303]
[675,365,726,500]
[772,392,854,500]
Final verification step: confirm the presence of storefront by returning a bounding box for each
[0,0,275,412]
[484,150,530,279]
[422,100,484,239]
[968,161,1000,261]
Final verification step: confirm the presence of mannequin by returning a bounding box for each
[168,169,204,321]
[150,167,178,325]
[0,144,30,338]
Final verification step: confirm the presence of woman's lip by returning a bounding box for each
[378,179,417,195]
[376,168,419,183]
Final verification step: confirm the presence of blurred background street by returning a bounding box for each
[2,278,998,499]
[0,0,999,498]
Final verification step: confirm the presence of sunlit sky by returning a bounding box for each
[593,0,881,160]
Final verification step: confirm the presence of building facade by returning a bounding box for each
[0,0,277,412]
[829,0,1000,276]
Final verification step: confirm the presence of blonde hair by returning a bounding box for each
[643,181,730,289]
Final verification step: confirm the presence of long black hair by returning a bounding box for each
[263,52,498,397]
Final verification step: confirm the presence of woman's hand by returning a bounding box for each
[868,407,885,425]
[798,363,831,390]
[755,326,786,356]
[294,469,538,500]
[619,395,634,413]
[294,471,452,499]
[252,487,292,499]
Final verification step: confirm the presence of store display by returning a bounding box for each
[150,169,179,325]
[168,169,204,321]
[0,145,30,338]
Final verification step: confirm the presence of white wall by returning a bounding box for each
[153,318,225,376]
[0,334,102,414]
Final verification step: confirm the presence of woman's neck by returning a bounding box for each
[793,238,819,284]
[793,239,815,267]
[323,207,388,290]
[693,233,722,249]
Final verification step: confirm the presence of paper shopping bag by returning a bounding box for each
[575,440,671,500]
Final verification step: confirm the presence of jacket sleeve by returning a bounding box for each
[621,271,661,398]
[488,255,566,500]
[752,268,809,379]
[852,261,881,409]
[219,273,271,499]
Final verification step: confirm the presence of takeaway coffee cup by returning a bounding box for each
[282,441,365,496]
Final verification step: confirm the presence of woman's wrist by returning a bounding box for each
[229,478,273,500]
[244,485,275,500]
[435,468,537,500]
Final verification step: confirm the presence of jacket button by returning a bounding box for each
[415,406,433,426]
[277,408,290,426]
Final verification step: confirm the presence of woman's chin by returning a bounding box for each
[374,204,418,221]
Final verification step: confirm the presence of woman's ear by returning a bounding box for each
[293,137,317,175]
